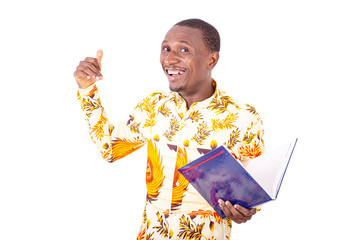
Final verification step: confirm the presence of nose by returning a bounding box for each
[164,50,180,66]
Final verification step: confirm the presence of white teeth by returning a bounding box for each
[168,70,177,75]
[167,69,185,75]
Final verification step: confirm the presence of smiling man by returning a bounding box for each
[75,19,264,239]
[160,23,219,109]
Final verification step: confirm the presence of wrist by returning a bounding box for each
[78,83,97,97]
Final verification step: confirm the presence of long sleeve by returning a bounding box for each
[77,84,146,162]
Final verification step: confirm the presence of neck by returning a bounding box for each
[180,80,215,109]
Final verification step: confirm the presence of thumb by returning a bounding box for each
[96,49,103,70]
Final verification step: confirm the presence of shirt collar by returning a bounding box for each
[169,79,220,110]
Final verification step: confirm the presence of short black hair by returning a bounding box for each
[174,18,221,53]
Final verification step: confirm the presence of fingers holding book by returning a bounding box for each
[218,199,257,224]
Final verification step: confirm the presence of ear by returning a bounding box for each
[208,52,220,70]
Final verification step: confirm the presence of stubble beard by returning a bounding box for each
[170,86,185,93]
[169,83,185,93]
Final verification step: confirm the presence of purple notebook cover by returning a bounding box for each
[178,146,271,219]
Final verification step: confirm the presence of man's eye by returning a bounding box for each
[180,48,189,53]
[162,47,170,51]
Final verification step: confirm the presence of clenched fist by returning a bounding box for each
[74,50,103,89]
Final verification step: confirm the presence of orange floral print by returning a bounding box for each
[77,79,264,239]
[110,138,145,162]
[239,141,263,159]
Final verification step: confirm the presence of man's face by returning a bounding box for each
[160,26,212,95]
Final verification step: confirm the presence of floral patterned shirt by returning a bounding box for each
[77,80,264,240]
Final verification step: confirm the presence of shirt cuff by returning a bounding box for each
[78,83,97,97]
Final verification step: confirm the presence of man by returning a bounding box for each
[75,19,264,239]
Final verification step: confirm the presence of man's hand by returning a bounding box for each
[74,50,103,89]
[218,199,257,224]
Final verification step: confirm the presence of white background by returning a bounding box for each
[1,0,359,239]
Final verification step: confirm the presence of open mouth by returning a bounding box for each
[165,67,186,78]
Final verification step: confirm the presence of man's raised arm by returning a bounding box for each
[75,50,146,162]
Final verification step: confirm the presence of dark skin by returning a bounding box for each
[74,50,103,89]
[74,25,257,224]
[160,25,218,109]
[218,199,257,224]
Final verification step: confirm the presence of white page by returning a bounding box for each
[244,139,297,198]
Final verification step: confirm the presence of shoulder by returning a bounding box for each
[134,90,173,111]
[215,89,261,116]
[213,89,264,130]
